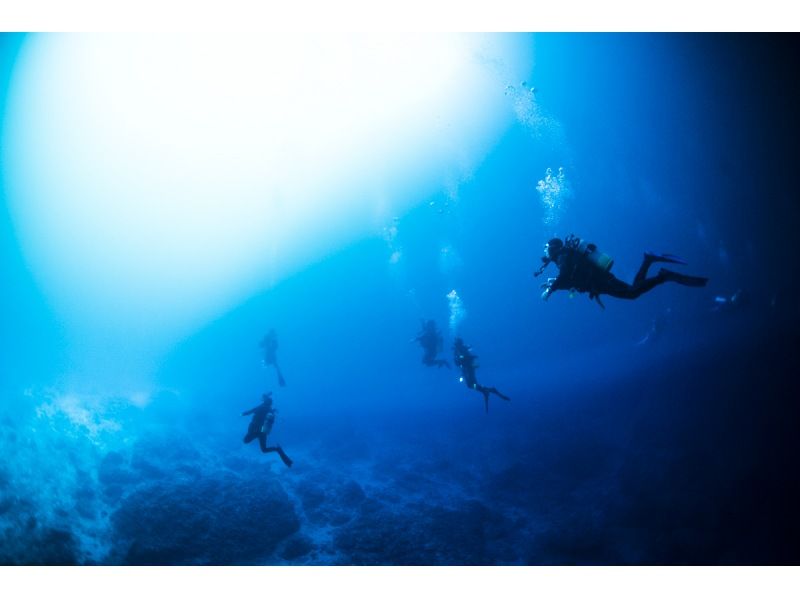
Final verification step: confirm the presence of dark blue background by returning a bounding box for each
[1,34,798,564]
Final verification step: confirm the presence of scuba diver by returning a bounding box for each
[412,319,451,369]
[712,288,751,313]
[636,308,673,347]
[260,329,286,387]
[534,234,708,308]
[242,392,293,468]
[453,337,510,414]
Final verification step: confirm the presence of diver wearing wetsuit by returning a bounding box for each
[535,234,708,308]
[242,392,293,467]
[712,288,750,313]
[260,329,286,387]
[453,337,510,413]
[413,319,451,369]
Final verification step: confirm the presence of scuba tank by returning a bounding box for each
[565,235,614,272]
[261,411,276,436]
[534,235,614,281]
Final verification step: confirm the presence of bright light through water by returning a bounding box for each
[2,34,532,385]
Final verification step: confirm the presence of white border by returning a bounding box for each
[2,7,799,595]
[0,1,798,32]
[2,566,800,597]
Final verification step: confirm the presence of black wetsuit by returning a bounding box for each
[415,322,450,368]
[547,239,707,305]
[453,339,510,413]
[242,402,292,466]
[260,332,286,386]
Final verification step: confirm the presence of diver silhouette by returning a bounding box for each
[712,288,751,313]
[242,392,293,467]
[260,329,286,387]
[636,308,673,347]
[412,319,451,369]
[453,337,510,413]
[535,234,708,308]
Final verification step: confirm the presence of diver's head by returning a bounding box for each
[545,238,563,260]
[262,392,273,404]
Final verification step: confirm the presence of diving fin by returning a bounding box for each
[275,364,286,387]
[645,252,688,265]
[659,268,709,287]
[276,445,293,468]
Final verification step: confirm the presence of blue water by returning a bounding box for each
[1,34,799,565]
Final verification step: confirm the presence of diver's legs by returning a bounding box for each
[606,276,665,299]
[604,272,665,300]
[658,268,709,288]
[263,445,294,467]
[274,363,286,387]
[276,446,293,468]
[488,387,511,402]
[635,253,690,285]
[258,433,268,452]
[633,254,655,286]
[608,268,707,300]
[243,431,258,444]
[476,385,510,413]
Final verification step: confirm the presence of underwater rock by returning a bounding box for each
[296,480,326,512]
[98,451,137,486]
[338,480,366,508]
[279,534,315,560]
[129,452,168,480]
[0,523,80,565]
[332,498,510,565]
[221,454,253,474]
[111,471,299,565]
[292,475,368,528]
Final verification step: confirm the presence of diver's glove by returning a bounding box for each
[541,278,557,301]
[589,291,606,310]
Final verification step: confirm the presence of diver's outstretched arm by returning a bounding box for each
[541,276,565,300]
[242,406,258,416]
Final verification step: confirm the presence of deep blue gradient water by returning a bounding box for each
[1,34,799,565]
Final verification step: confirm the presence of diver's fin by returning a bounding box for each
[276,445,293,468]
[275,364,286,387]
[659,268,709,287]
[645,252,688,265]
